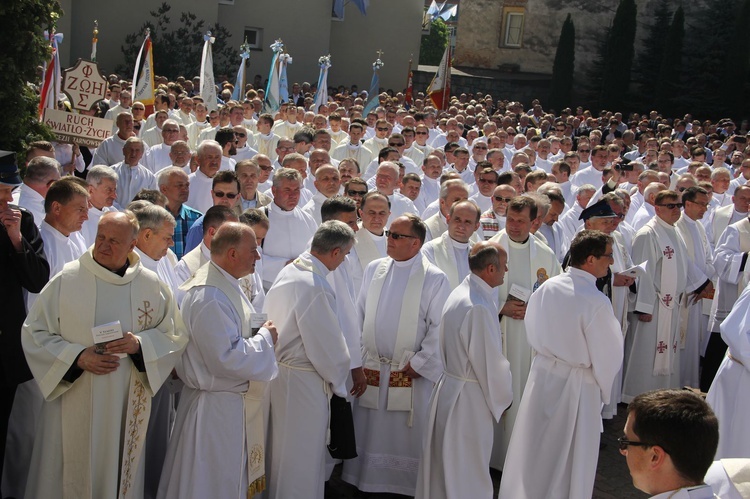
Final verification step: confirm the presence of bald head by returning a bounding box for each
[210,222,260,278]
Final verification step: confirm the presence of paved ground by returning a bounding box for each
[324,403,648,499]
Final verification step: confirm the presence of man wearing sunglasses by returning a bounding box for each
[343,214,450,496]
[623,190,712,403]
[500,230,622,499]
[621,389,718,498]
[183,170,240,254]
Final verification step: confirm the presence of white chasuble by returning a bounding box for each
[22,250,186,499]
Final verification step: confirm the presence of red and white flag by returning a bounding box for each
[132,30,155,116]
[39,31,63,119]
[427,43,451,111]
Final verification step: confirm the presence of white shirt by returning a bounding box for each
[186,169,215,214]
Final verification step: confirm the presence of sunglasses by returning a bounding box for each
[385,230,417,240]
[347,190,367,196]
[259,165,273,171]
[213,191,238,199]
[416,131,428,135]
[377,127,389,132]
[389,143,404,147]
[656,203,682,209]
[235,133,246,138]
[494,196,513,203]
[578,149,591,153]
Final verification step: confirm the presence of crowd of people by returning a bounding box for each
[2,72,750,499]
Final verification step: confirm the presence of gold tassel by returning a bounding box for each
[247,475,266,498]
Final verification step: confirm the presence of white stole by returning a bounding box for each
[360,257,426,422]
[433,232,469,289]
[650,218,679,376]
[57,251,161,499]
[355,229,382,272]
[181,243,209,278]
[182,262,268,496]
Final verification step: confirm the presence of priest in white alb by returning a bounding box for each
[421,200,480,289]
[21,211,187,499]
[81,166,119,247]
[264,221,354,499]
[488,195,562,468]
[157,223,277,499]
[415,241,513,499]
[113,138,158,207]
[622,190,711,402]
[348,192,390,294]
[342,214,451,496]
[261,168,317,290]
[499,230,624,499]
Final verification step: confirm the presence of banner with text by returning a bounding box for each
[43,108,113,147]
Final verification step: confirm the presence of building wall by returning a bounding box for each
[218,0,332,89]
[329,0,424,91]
[55,0,422,92]
[61,0,218,73]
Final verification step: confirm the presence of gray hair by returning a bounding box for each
[25,156,61,183]
[132,203,176,232]
[439,178,469,200]
[157,166,189,187]
[196,140,221,157]
[281,152,307,167]
[272,167,302,188]
[576,183,596,195]
[311,220,355,254]
[124,136,144,149]
[87,165,118,187]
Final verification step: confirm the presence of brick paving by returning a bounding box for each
[324,403,648,499]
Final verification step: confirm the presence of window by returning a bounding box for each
[501,8,525,48]
[243,28,263,50]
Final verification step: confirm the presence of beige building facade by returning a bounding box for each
[56,0,422,91]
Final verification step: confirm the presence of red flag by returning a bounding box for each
[405,59,413,107]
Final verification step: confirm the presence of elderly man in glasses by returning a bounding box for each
[622,190,712,404]
[342,214,450,496]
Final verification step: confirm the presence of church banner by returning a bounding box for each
[43,108,113,147]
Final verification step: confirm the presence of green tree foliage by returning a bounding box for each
[549,14,575,112]
[420,18,450,66]
[633,1,671,107]
[600,0,637,111]
[654,6,684,117]
[0,0,61,153]
[117,3,238,80]
[582,26,610,110]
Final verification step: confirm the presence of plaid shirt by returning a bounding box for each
[171,204,203,259]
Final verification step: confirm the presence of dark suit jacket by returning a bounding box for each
[0,207,50,385]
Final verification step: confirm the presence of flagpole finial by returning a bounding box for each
[372,51,384,71]
[204,31,215,44]
[240,38,251,60]
[270,39,284,54]
[93,20,98,37]
[145,27,150,37]
[376,49,385,59]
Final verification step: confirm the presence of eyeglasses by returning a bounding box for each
[578,149,591,153]
[235,133,246,138]
[377,127,389,132]
[657,203,682,209]
[213,191,238,199]
[163,129,179,134]
[478,178,497,184]
[617,437,655,452]
[494,196,513,203]
[385,230,417,240]
[258,165,273,171]
[598,252,614,259]
[347,190,367,196]
[416,131,428,135]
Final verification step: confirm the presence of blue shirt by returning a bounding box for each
[170,204,202,259]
